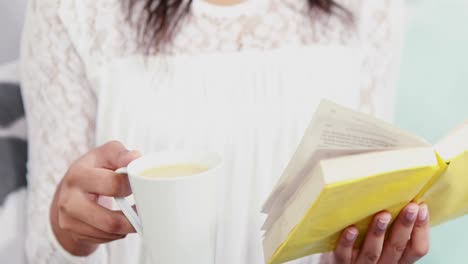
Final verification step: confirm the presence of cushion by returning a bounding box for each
[0,62,27,204]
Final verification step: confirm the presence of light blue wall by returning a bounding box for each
[395,1,468,262]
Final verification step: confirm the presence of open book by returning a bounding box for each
[262,100,468,264]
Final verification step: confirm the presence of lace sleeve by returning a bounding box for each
[20,0,107,263]
[358,0,404,122]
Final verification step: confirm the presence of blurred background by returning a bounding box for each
[1,0,467,263]
[0,0,27,64]
[396,0,468,262]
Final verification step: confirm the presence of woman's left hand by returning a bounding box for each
[321,203,430,264]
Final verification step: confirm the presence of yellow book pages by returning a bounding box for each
[268,165,441,264]
[262,101,468,264]
[416,151,468,225]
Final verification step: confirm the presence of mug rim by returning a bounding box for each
[126,150,223,181]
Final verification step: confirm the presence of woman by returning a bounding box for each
[20,0,430,263]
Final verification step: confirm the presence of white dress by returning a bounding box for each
[20,0,403,263]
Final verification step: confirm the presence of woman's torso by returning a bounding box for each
[57,0,397,263]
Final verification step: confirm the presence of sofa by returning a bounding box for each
[0,61,27,263]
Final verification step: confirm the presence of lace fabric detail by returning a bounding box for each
[59,0,402,119]
[357,0,403,119]
[20,0,402,263]
[21,0,101,263]
[169,0,356,55]
[60,0,357,60]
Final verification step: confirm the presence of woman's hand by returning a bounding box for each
[322,203,430,264]
[50,141,141,256]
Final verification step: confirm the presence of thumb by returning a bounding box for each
[83,141,142,169]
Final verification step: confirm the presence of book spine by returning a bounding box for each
[413,151,448,202]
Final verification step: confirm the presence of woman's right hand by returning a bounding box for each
[50,141,141,256]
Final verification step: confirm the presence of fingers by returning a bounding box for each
[81,141,141,170]
[379,203,419,263]
[333,226,359,264]
[58,212,126,243]
[71,233,122,244]
[97,141,141,169]
[356,212,392,264]
[65,140,141,198]
[51,141,141,255]
[333,204,429,264]
[68,167,132,197]
[59,189,136,235]
[399,204,430,264]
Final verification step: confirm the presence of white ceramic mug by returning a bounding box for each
[114,151,222,264]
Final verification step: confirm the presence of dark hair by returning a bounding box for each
[128,0,348,52]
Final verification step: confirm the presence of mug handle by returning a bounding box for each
[114,167,143,235]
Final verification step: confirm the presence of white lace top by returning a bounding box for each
[20,0,403,263]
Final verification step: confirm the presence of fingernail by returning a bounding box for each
[418,204,428,221]
[346,229,358,241]
[405,204,419,222]
[377,214,392,231]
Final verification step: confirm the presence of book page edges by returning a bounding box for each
[322,147,438,185]
[413,152,448,202]
[263,148,437,234]
[261,149,370,232]
[263,165,325,263]
[261,129,320,214]
[262,100,431,214]
[416,150,468,226]
[435,121,468,161]
[266,149,440,264]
